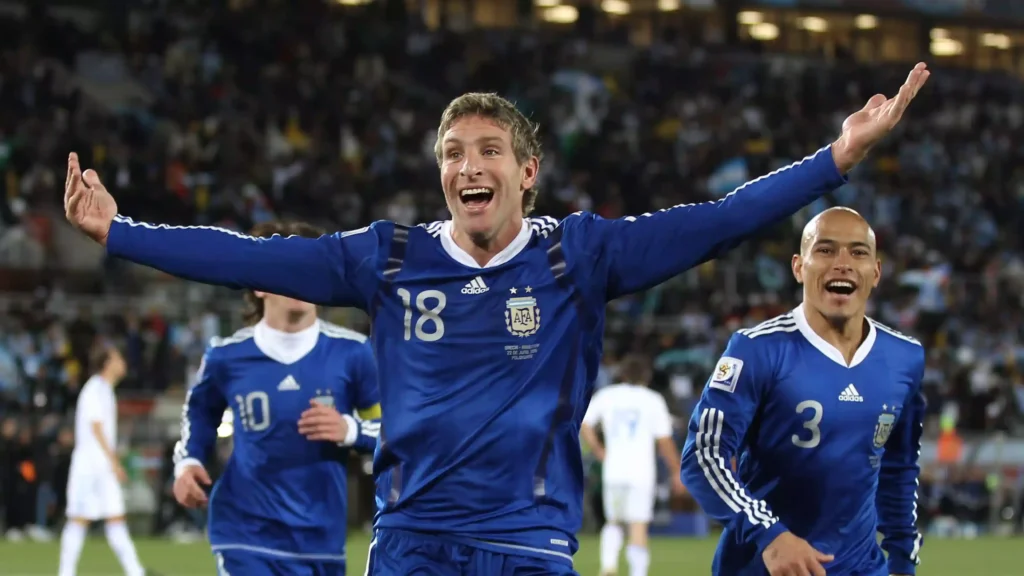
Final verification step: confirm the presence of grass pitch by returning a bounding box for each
[0,532,1018,575]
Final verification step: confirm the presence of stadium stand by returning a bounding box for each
[1,0,1023,567]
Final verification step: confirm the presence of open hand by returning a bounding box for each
[832,62,931,173]
[762,531,834,576]
[64,152,117,245]
[298,400,350,443]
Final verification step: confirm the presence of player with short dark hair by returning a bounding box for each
[170,221,381,576]
[65,64,929,575]
[681,207,925,576]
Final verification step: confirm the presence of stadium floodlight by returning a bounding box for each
[854,14,877,29]
[601,0,630,15]
[543,5,578,23]
[737,10,763,25]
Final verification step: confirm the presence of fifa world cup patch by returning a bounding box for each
[709,357,743,393]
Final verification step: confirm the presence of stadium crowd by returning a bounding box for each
[0,0,1022,543]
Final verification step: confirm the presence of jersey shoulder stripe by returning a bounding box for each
[319,320,368,343]
[528,216,559,238]
[209,326,255,349]
[737,313,797,339]
[867,317,922,347]
[421,221,445,237]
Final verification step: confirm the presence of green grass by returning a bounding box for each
[2,532,1019,575]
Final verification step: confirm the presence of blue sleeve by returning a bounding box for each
[106,216,388,309]
[876,353,926,575]
[680,332,789,555]
[568,146,845,300]
[172,348,228,475]
[350,416,380,454]
[350,343,380,454]
[352,342,380,412]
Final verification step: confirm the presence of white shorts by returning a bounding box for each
[602,483,655,524]
[66,471,125,520]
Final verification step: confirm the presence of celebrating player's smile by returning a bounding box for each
[65,61,929,575]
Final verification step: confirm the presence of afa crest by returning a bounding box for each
[313,389,335,408]
[873,412,895,448]
[506,296,541,337]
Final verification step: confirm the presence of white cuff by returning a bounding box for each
[338,414,359,446]
[173,458,205,480]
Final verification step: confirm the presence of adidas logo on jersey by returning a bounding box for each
[838,384,863,402]
[278,375,300,391]
[462,276,489,295]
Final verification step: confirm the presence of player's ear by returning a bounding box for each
[871,258,881,288]
[791,254,804,284]
[519,156,539,191]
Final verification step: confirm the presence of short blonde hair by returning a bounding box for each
[435,93,543,215]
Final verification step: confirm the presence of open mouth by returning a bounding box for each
[824,279,857,296]
[459,187,494,209]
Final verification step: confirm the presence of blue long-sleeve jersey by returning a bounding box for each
[681,306,925,576]
[173,320,380,562]
[112,145,844,565]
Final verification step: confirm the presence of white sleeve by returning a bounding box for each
[583,390,605,427]
[77,385,102,423]
[650,394,673,440]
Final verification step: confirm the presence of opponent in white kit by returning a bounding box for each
[581,354,686,576]
[59,346,147,576]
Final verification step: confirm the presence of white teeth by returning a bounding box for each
[460,188,492,199]
[827,281,855,288]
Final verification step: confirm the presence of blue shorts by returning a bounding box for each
[214,549,345,576]
[364,529,578,576]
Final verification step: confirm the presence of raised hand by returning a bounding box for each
[832,62,931,174]
[762,531,834,576]
[65,152,117,245]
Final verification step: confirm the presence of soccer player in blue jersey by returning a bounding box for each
[169,221,382,576]
[65,63,929,575]
[681,207,925,576]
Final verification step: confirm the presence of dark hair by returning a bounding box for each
[243,221,326,324]
[617,354,653,386]
[89,343,116,374]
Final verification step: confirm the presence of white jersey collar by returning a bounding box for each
[254,318,320,365]
[439,219,532,268]
[792,304,876,368]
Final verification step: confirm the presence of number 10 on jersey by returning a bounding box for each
[398,288,446,342]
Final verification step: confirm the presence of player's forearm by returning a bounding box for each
[681,431,788,552]
[106,215,351,306]
[90,422,118,469]
[607,145,845,296]
[579,424,603,458]
[656,437,681,473]
[340,415,379,453]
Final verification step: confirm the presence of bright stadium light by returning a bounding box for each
[601,0,630,14]
[854,14,877,30]
[535,0,560,7]
[982,33,1011,49]
[798,16,828,33]
[930,38,963,56]
[658,0,680,10]
[749,22,779,41]
[335,0,372,5]
[543,5,578,23]
[737,11,763,25]
[930,28,949,40]
[217,409,234,438]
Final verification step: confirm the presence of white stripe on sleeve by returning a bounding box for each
[695,407,778,529]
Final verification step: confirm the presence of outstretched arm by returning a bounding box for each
[876,359,926,576]
[577,64,930,299]
[65,154,384,309]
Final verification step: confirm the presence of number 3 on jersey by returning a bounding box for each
[792,400,822,449]
[398,288,446,342]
